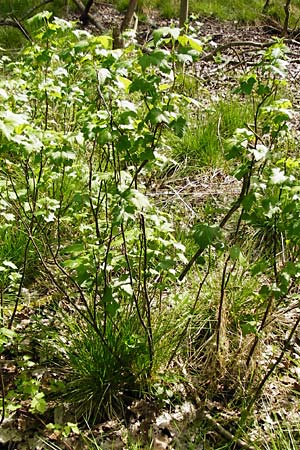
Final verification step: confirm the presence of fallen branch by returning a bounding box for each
[71,0,105,32]
[0,19,17,27]
[202,37,300,62]
[204,413,255,450]
[21,0,54,20]
[0,0,53,43]
[202,40,273,61]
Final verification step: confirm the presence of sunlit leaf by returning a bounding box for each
[3,261,18,270]
[251,144,269,161]
[270,168,287,184]
[187,36,203,52]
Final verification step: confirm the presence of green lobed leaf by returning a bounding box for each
[193,223,222,249]
[236,75,256,95]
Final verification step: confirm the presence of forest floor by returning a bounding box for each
[81,1,300,110]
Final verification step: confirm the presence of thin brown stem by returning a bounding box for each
[140,214,153,371]
[246,312,300,413]
[167,253,211,368]
[0,365,5,425]
[217,255,230,352]
[179,164,252,281]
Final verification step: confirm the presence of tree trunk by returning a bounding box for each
[80,0,94,25]
[283,0,292,36]
[262,0,271,13]
[71,0,104,32]
[179,0,189,28]
[113,0,138,49]
[120,0,138,33]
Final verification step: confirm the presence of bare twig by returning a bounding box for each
[216,255,230,352]
[120,221,153,374]
[164,184,197,217]
[167,255,211,368]
[140,214,153,372]
[8,238,31,329]
[0,16,32,41]
[246,312,300,413]
[178,166,252,281]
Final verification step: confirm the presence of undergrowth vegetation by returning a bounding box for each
[115,0,300,24]
[0,7,300,450]
[2,0,300,52]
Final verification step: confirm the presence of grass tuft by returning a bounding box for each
[60,316,150,423]
[172,99,253,169]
